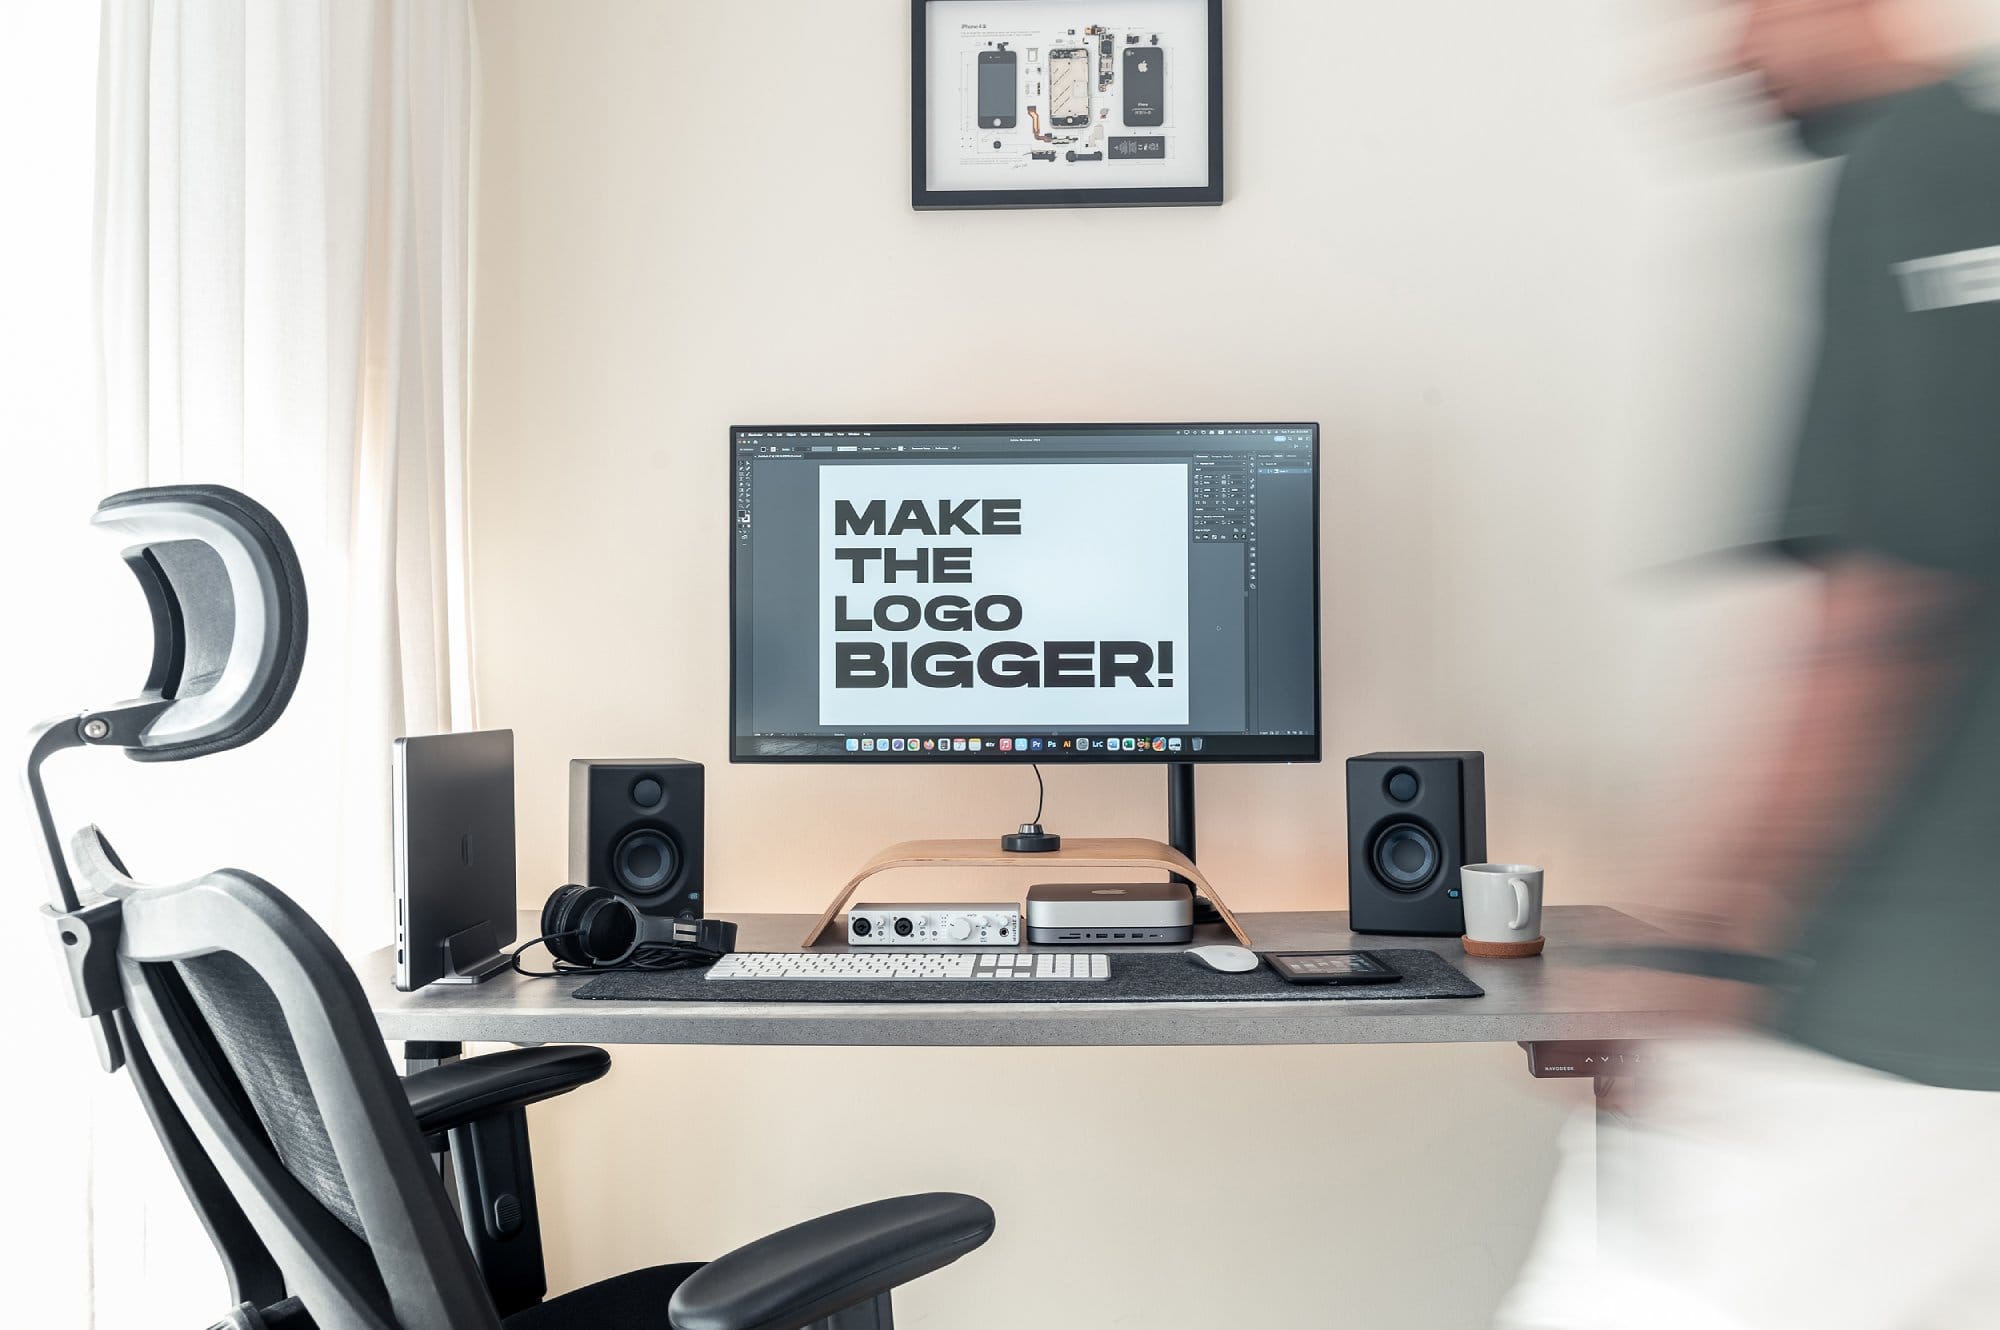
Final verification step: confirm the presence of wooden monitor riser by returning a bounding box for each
[801,837,1251,947]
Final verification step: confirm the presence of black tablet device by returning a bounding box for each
[1265,951,1402,986]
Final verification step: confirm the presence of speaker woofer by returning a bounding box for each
[1371,822,1440,892]
[612,827,681,896]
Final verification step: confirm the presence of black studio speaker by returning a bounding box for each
[1347,752,1486,936]
[568,759,704,918]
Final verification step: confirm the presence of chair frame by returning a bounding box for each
[26,484,994,1330]
[74,826,503,1330]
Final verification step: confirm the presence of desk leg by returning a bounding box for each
[1592,1074,1622,1244]
[405,1039,463,1076]
[406,1041,465,1196]
[1521,1042,1643,1252]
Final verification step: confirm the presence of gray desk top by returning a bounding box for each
[362,905,1707,1048]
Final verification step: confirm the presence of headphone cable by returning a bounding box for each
[507,932,725,979]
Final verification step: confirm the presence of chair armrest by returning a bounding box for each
[667,1192,994,1330]
[402,1045,610,1139]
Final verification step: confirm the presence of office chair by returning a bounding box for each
[26,485,994,1330]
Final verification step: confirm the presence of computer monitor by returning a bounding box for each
[729,423,1320,764]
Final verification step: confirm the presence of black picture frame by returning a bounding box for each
[911,0,1224,211]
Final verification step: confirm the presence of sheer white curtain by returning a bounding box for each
[6,3,476,1325]
[1,7,114,1326]
[94,0,478,929]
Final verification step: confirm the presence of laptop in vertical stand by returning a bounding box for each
[394,729,517,991]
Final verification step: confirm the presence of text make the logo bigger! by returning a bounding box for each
[816,463,1190,727]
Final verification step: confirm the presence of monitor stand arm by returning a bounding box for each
[1166,763,1221,925]
[1166,762,1195,881]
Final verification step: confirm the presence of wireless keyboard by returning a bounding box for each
[704,952,1111,981]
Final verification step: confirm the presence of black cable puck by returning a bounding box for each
[1001,822,1061,853]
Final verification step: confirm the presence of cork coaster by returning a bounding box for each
[1463,935,1545,958]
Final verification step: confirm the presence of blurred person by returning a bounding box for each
[1501,2,2000,1326]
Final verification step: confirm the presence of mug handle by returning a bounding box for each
[1507,877,1532,932]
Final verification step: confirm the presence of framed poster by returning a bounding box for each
[912,0,1223,210]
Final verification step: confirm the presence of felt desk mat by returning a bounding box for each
[571,948,1482,1003]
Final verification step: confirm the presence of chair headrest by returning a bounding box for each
[91,484,308,761]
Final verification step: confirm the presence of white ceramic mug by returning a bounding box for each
[1460,863,1544,944]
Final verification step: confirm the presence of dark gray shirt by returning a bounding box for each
[1771,73,2000,1089]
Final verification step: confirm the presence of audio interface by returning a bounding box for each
[847,903,1020,946]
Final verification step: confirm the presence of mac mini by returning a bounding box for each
[1025,882,1194,945]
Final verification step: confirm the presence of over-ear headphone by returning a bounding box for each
[540,884,649,967]
[515,884,738,975]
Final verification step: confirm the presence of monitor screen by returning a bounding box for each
[729,423,1320,763]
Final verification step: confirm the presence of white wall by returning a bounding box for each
[467,2,1827,1324]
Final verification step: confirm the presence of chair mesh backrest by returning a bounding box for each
[104,858,503,1330]
[169,952,367,1239]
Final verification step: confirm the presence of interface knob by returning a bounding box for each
[944,917,974,942]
